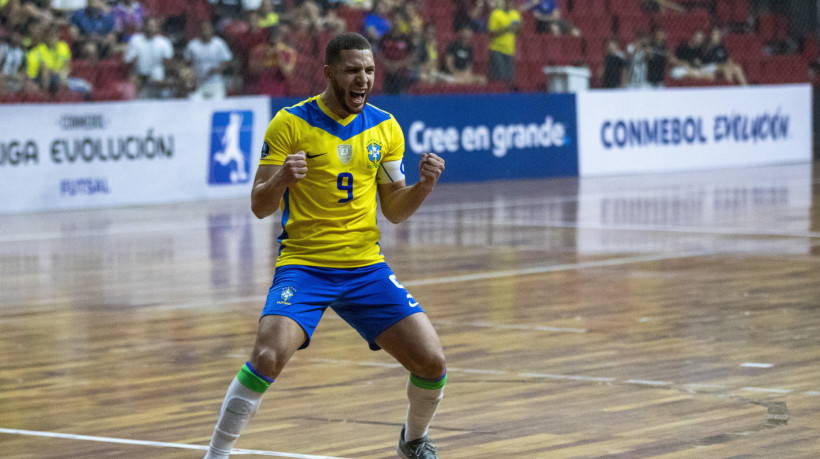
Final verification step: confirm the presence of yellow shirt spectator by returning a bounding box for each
[259,12,279,29]
[27,41,72,79]
[488,8,521,56]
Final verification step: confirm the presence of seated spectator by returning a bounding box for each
[377,27,416,94]
[184,21,234,100]
[444,25,487,84]
[393,0,422,36]
[246,26,295,96]
[70,0,117,57]
[27,24,91,94]
[669,30,713,80]
[521,0,579,36]
[233,10,269,76]
[111,0,146,43]
[51,0,87,14]
[257,0,281,29]
[363,0,392,47]
[124,17,174,98]
[454,0,490,33]
[410,22,444,84]
[646,26,668,88]
[703,27,747,85]
[1,29,35,93]
[602,37,626,88]
[625,29,651,89]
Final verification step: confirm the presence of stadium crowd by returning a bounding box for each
[0,0,815,103]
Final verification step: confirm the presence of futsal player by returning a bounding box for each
[203,32,447,459]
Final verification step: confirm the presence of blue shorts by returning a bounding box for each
[262,263,423,350]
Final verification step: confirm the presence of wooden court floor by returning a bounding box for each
[1,162,819,458]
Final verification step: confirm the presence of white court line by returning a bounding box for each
[435,319,586,334]
[0,427,351,459]
[741,363,775,368]
[741,387,792,394]
[625,379,674,387]
[302,358,807,398]
[402,251,712,287]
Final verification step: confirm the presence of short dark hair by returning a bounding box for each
[325,32,371,66]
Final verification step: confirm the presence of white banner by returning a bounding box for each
[0,96,270,214]
[577,84,812,176]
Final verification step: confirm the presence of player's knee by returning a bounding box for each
[413,350,447,380]
[249,347,288,380]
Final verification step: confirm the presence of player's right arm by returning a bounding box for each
[250,152,306,219]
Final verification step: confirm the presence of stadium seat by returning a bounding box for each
[573,15,613,40]
[609,0,644,16]
[21,90,50,103]
[53,90,85,103]
[760,56,808,84]
[616,14,652,43]
[757,14,789,43]
[71,59,100,89]
[802,36,819,64]
[96,59,131,89]
[723,33,763,60]
[571,0,608,15]
[583,36,607,66]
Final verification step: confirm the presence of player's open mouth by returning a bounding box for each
[350,90,366,105]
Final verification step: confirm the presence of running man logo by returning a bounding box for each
[209,111,254,185]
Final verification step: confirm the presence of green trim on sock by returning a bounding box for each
[410,372,447,390]
[237,364,272,394]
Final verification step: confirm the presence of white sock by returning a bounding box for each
[205,364,270,459]
[404,373,446,442]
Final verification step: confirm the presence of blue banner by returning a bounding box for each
[271,92,579,183]
[371,93,578,183]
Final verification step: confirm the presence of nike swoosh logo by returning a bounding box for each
[305,152,327,159]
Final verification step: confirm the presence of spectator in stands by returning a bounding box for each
[602,37,626,88]
[625,29,651,89]
[410,22,443,83]
[378,26,416,94]
[27,24,91,94]
[210,0,245,32]
[124,17,174,98]
[363,0,392,48]
[257,0,281,29]
[246,25,295,96]
[454,0,490,33]
[393,0,422,36]
[111,0,146,43]
[184,21,234,100]
[487,0,520,83]
[0,29,33,93]
[703,27,747,85]
[70,0,117,58]
[521,0,579,37]
[444,25,487,84]
[669,29,713,81]
[646,26,668,87]
[233,10,268,78]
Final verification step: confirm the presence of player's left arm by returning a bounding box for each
[377,153,445,224]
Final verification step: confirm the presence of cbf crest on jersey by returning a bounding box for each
[279,286,296,305]
[209,110,253,185]
[337,144,353,164]
[366,139,383,163]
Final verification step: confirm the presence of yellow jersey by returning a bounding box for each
[260,95,405,268]
[27,41,71,79]
[488,8,521,56]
